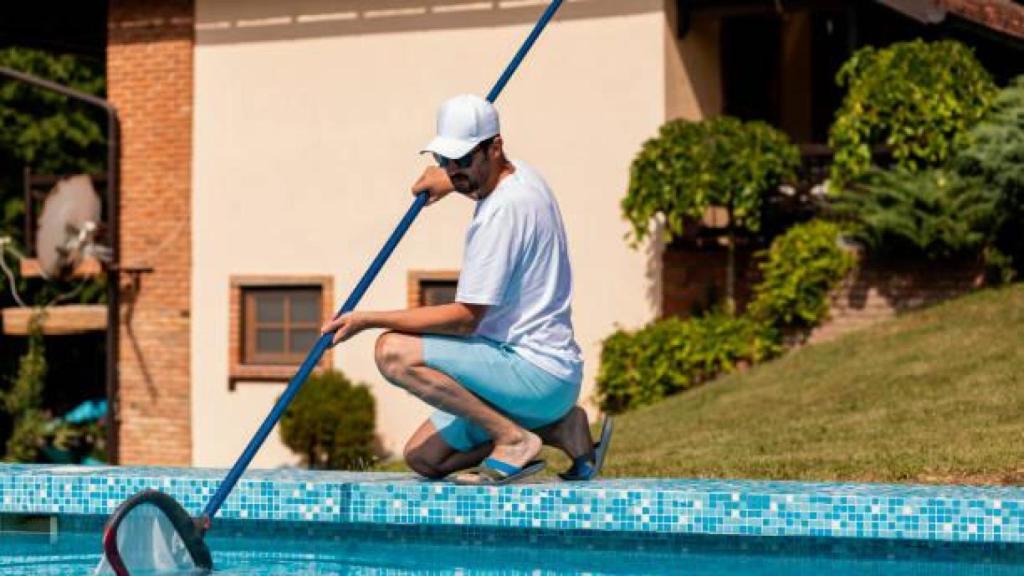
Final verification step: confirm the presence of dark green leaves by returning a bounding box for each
[280,369,378,470]
[832,168,996,261]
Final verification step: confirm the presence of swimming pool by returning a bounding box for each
[2,465,1023,574]
[2,520,1022,575]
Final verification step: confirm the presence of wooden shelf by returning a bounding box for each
[19,257,103,279]
[2,304,107,335]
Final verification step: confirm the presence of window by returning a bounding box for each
[229,276,332,387]
[420,280,458,307]
[243,287,321,365]
[407,271,459,308]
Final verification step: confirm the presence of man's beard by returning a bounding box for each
[451,173,480,197]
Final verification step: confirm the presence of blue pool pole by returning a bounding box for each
[201,0,565,523]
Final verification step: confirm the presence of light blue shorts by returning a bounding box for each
[423,334,581,452]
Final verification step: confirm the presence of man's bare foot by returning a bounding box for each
[453,429,542,483]
[489,429,543,467]
[537,406,593,462]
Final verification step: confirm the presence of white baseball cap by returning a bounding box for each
[421,94,500,159]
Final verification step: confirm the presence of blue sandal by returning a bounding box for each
[559,417,613,481]
[453,458,546,486]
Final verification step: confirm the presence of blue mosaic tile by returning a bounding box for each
[2,465,1023,545]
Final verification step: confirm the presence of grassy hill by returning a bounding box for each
[588,284,1024,485]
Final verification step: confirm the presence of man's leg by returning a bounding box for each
[375,331,542,473]
[402,419,493,479]
[402,409,594,479]
[534,406,594,462]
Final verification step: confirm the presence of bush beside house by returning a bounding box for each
[599,221,851,413]
[747,221,856,335]
[953,76,1024,280]
[828,39,997,188]
[280,369,378,470]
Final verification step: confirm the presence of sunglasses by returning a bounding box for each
[433,150,476,170]
[433,138,494,170]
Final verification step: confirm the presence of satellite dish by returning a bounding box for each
[36,174,109,279]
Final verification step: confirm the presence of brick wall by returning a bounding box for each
[107,0,194,465]
[661,243,759,318]
[810,257,985,343]
[662,246,984,343]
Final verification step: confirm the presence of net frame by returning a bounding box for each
[100,490,212,576]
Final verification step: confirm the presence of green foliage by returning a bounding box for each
[280,369,378,470]
[954,76,1024,277]
[829,40,997,189]
[832,168,997,260]
[622,116,800,244]
[0,48,105,173]
[3,313,48,462]
[598,221,856,414]
[597,314,779,414]
[748,221,856,333]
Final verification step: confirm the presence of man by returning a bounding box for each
[321,94,610,485]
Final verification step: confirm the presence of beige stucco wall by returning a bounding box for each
[191,0,699,467]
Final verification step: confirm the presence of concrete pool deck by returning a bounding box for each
[1,464,1022,545]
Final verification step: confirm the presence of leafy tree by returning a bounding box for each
[280,369,378,470]
[623,117,800,312]
[829,39,997,189]
[954,76,1024,278]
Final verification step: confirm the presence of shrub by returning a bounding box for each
[829,39,997,189]
[954,76,1024,278]
[280,369,377,470]
[3,313,48,462]
[598,221,856,413]
[623,116,800,311]
[831,168,997,261]
[748,221,856,335]
[597,314,778,413]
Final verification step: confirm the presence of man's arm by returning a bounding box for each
[363,303,487,336]
[321,303,488,345]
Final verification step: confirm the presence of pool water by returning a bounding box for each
[1,524,1022,575]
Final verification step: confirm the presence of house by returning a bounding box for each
[2,0,1021,467]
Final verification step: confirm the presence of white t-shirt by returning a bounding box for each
[455,159,583,382]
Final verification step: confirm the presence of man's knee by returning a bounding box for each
[403,443,445,480]
[374,331,417,384]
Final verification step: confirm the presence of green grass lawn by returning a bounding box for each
[593,284,1024,485]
